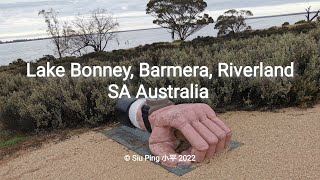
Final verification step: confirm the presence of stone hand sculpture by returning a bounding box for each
[115,98,232,167]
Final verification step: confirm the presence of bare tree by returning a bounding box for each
[72,9,119,53]
[39,9,74,58]
[306,6,320,22]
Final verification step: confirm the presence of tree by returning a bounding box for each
[72,9,119,54]
[282,22,290,27]
[146,0,214,41]
[39,9,74,59]
[215,9,253,37]
[305,6,320,22]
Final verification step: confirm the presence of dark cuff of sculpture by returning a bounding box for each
[115,97,138,128]
[115,97,175,132]
[141,104,152,133]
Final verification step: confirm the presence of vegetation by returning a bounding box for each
[1,24,320,133]
[0,130,27,149]
[39,8,119,58]
[146,0,213,40]
[2,1,320,135]
[215,9,253,37]
[71,9,119,55]
[182,21,318,47]
[282,22,290,27]
[39,9,72,59]
[296,20,307,25]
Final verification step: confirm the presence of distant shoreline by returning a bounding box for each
[0,11,317,45]
[0,27,163,45]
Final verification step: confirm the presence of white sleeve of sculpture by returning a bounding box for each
[129,98,146,129]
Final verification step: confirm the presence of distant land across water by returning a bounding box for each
[0,12,316,66]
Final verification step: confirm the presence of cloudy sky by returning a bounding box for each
[0,0,320,41]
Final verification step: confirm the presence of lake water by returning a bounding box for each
[0,14,309,66]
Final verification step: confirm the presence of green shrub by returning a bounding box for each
[295,20,307,25]
[282,22,290,27]
[0,75,119,132]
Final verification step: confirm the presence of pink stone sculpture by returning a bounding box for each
[117,98,232,167]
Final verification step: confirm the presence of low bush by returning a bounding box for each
[295,20,307,25]
[0,75,119,132]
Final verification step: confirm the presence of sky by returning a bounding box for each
[0,0,320,41]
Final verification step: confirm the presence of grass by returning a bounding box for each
[0,130,27,149]
[0,127,93,161]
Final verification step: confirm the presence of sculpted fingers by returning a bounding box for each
[201,119,227,154]
[192,121,218,159]
[207,115,232,149]
[179,123,209,163]
[201,104,232,149]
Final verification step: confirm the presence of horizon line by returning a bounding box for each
[0,11,317,44]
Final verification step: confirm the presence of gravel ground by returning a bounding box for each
[0,105,320,180]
